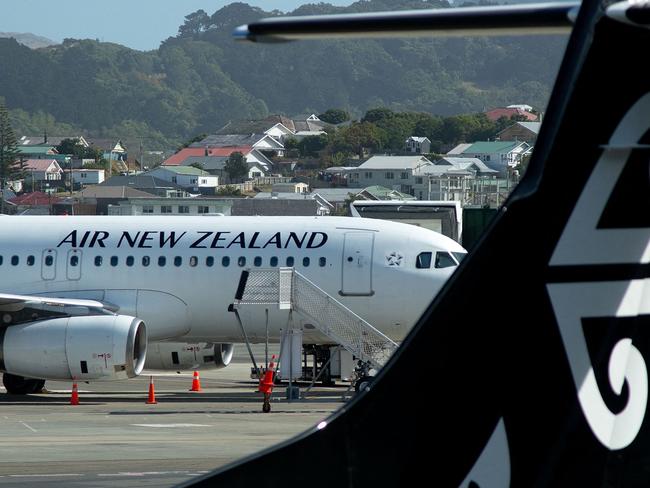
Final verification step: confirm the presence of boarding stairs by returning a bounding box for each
[231,268,398,371]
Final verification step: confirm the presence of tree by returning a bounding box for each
[224,151,248,183]
[318,109,350,125]
[0,102,23,214]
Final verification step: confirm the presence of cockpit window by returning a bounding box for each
[416,252,432,269]
[452,252,467,263]
[435,251,457,269]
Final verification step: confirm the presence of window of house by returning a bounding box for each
[126,256,134,267]
[222,256,230,267]
[385,172,394,179]
[161,205,172,214]
[365,172,372,179]
[401,172,409,179]
[142,205,154,214]
[178,206,190,214]
[415,177,423,184]
[198,206,209,214]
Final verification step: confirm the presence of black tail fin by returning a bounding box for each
[185,0,650,485]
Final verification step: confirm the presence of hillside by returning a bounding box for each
[0,1,568,149]
[0,32,58,49]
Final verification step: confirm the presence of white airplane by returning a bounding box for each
[0,214,465,394]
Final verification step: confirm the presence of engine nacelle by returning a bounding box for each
[145,342,234,371]
[1,315,146,381]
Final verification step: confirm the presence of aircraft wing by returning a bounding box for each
[234,2,579,42]
[0,293,113,312]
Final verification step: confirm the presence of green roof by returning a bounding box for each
[463,141,522,153]
[359,185,416,200]
[18,145,57,155]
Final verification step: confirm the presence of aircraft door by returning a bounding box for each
[66,249,82,280]
[340,232,374,296]
[41,249,57,281]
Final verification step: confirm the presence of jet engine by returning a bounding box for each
[1,315,146,381]
[145,342,234,371]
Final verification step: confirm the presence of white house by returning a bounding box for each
[148,166,219,190]
[348,155,434,196]
[405,136,431,154]
[272,182,309,194]
[69,169,105,185]
[24,159,63,182]
[446,140,532,175]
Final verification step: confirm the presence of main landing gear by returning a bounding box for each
[3,373,46,395]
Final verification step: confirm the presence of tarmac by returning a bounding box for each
[0,347,349,487]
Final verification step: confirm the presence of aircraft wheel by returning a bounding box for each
[2,373,44,395]
[262,401,271,413]
[354,376,373,393]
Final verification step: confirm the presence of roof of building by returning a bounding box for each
[18,146,58,155]
[231,199,320,216]
[311,188,358,202]
[153,166,211,176]
[99,175,187,191]
[254,192,316,200]
[24,159,61,171]
[9,191,62,206]
[192,134,274,148]
[484,107,538,122]
[358,155,432,170]
[434,157,497,173]
[407,136,431,143]
[19,135,88,147]
[357,185,416,200]
[498,121,542,136]
[79,186,157,199]
[462,141,528,154]
[163,146,253,166]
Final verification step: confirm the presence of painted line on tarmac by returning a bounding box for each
[97,470,210,477]
[131,423,212,428]
[19,421,37,432]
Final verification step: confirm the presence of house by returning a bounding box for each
[163,146,272,174]
[348,155,434,195]
[24,159,63,182]
[192,134,284,157]
[99,175,194,198]
[107,197,234,216]
[148,166,219,193]
[18,145,60,160]
[484,107,538,122]
[8,191,62,215]
[79,185,157,215]
[67,169,105,185]
[232,198,323,216]
[496,122,542,143]
[415,158,499,201]
[19,135,90,148]
[354,185,416,201]
[405,137,431,154]
[446,141,532,175]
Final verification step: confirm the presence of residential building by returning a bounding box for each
[79,185,157,215]
[163,146,272,175]
[68,169,105,185]
[232,198,322,216]
[348,155,434,195]
[446,141,532,175]
[24,159,63,183]
[405,136,431,154]
[108,198,234,216]
[496,122,542,143]
[355,185,416,201]
[484,107,538,122]
[148,166,219,192]
[99,175,194,198]
[272,182,309,194]
[192,134,284,156]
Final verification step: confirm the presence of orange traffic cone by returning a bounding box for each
[146,376,157,404]
[70,380,80,405]
[189,370,202,392]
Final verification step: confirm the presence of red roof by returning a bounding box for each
[163,146,253,166]
[9,192,62,206]
[484,108,538,122]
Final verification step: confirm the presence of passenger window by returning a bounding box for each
[142,256,150,267]
[27,256,35,266]
[174,257,182,267]
[270,257,278,267]
[95,256,103,267]
[126,256,134,267]
[435,252,456,269]
[11,256,19,266]
[222,256,230,267]
[416,252,432,269]
[254,256,262,267]
[206,257,214,267]
[189,256,198,267]
[303,257,310,267]
[70,256,79,267]
[286,257,294,267]
[110,256,118,267]
[0,256,3,265]
[45,256,54,266]
[319,257,326,267]
[238,256,246,267]
[158,256,166,267]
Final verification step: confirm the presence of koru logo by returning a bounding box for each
[547,93,650,450]
[386,251,404,267]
